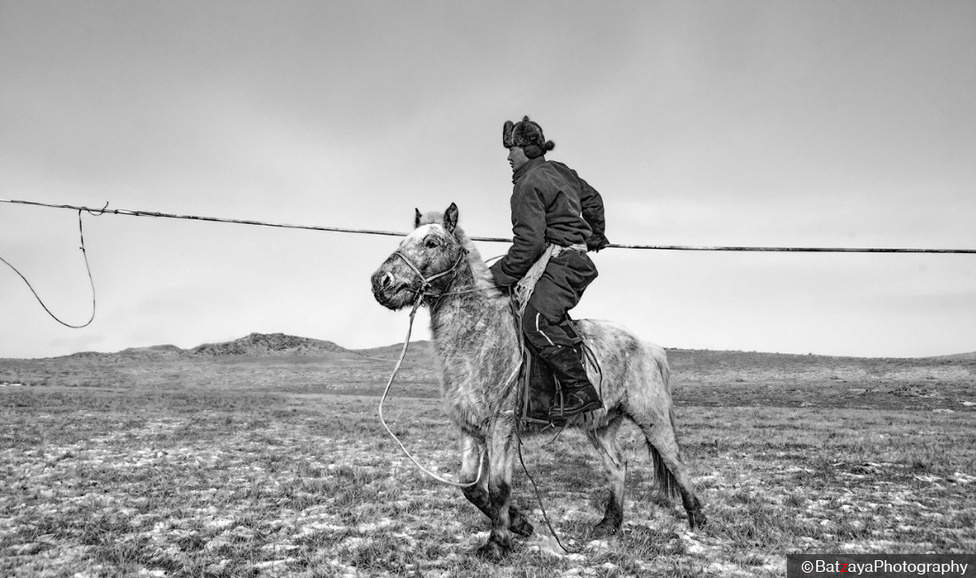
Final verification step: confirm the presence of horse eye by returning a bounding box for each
[424,237,440,248]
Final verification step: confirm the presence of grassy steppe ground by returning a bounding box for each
[1,347,974,577]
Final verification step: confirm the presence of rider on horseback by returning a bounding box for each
[489,116,610,421]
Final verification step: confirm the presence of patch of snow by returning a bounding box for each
[677,530,707,554]
[705,561,752,577]
[526,529,582,558]
[356,518,394,533]
[252,559,296,570]
[337,536,371,551]
[203,518,235,531]
[950,472,976,485]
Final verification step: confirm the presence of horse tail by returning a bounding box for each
[630,343,683,500]
[645,409,683,501]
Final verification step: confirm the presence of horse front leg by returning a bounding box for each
[459,434,534,539]
[459,433,490,509]
[476,419,518,561]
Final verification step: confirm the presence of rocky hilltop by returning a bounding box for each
[0,333,434,395]
[191,332,349,356]
[57,333,351,361]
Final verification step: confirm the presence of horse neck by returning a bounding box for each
[427,251,516,361]
[425,241,522,418]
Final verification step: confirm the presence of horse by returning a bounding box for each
[370,203,706,560]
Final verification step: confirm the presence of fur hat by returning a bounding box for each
[502,116,555,159]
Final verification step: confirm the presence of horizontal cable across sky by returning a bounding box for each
[2,198,974,254]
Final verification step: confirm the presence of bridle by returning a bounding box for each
[391,245,470,311]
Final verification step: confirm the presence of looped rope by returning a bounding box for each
[382,243,595,553]
[82,201,110,216]
[377,291,486,488]
[378,247,491,488]
[0,209,97,328]
[378,245,525,489]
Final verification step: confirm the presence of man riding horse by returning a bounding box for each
[489,116,611,421]
[370,118,705,558]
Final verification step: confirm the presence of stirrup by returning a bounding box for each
[549,397,603,420]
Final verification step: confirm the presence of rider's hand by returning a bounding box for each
[586,234,610,253]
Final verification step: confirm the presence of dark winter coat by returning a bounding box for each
[489,156,608,287]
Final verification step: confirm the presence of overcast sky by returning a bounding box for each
[2,1,974,359]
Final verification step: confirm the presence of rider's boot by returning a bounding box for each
[542,344,603,421]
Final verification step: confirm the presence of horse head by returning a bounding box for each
[371,203,469,310]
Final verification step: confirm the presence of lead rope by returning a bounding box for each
[381,247,586,554]
[377,290,486,488]
[378,249,521,489]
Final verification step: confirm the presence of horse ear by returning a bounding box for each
[414,208,422,229]
[444,203,459,233]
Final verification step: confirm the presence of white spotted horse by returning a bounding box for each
[370,203,706,560]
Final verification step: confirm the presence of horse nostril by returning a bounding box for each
[381,273,396,290]
[371,271,390,292]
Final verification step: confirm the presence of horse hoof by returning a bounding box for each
[511,517,534,538]
[688,509,707,530]
[475,540,509,561]
[591,519,620,539]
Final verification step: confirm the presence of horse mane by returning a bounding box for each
[416,211,502,299]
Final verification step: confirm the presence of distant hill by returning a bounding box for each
[2,333,973,410]
[59,332,352,362]
[934,351,976,362]
[117,344,185,360]
[22,334,976,368]
[191,332,349,356]
[354,341,431,361]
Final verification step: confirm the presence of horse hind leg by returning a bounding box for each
[586,415,627,537]
[458,434,533,539]
[634,409,707,529]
